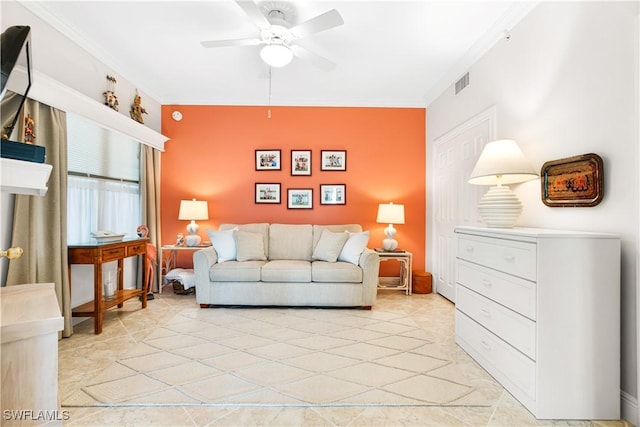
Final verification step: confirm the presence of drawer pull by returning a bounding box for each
[481,279,492,287]
[466,245,474,253]
[480,309,491,318]
[480,340,492,351]
[504,255,515,262]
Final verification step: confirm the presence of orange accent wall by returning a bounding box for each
[160,106,426,272]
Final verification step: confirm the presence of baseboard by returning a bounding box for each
[621,390,638,425]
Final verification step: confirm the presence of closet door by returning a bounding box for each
[431,107,494,301]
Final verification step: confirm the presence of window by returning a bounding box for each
[66,113,141,244]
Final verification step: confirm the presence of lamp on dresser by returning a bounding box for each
[468,139,538,228]
[178,198,209,246]
[376,202,405,251]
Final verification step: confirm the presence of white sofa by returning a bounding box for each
[193,223,380,309]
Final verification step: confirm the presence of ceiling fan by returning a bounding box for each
[200,1,344,70]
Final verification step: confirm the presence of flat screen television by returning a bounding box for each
[1,25,45,163]
[1,25,32,139]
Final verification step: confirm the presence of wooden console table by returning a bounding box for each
[68,238,148,334]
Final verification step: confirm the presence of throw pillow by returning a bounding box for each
[206,228,237,262]
[235,230,267,261]
[338,230,370,265]
[312,229,349,262]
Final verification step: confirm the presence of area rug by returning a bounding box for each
[62,305,503,408]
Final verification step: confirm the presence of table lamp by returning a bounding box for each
[376,202,405,251]
[468,139,538,228]
[178,198,209,246]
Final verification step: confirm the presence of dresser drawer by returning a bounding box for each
[457,259,536,320]
[126,242,146,257]
[457,235,536,281]
[100,246,125,262]
[456,285,536,359]
[456,311,536,401]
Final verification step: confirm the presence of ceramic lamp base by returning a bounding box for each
[477,185,523,228]
[382,238,398,251]
[382,224,399,251]
[184,234,201,247]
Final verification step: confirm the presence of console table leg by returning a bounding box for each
[94,263,103,334]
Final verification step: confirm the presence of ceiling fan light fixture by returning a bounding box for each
[260,42,293,67]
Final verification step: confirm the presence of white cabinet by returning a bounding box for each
[454,226,620,420]
[1,283,64,425]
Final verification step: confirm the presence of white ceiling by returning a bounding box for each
[24,1,537,107]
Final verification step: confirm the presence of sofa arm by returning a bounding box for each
[193,246,217,287]
[359,248,380,306]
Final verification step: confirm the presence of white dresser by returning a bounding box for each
[454,226,620,420]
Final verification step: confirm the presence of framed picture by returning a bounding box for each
[291,150,312,176]
[287,188,313,209]
[541,153,604,207]
[320,184,346,205]
[321,150,347,171]
[255,183,281,204]
[256,149,281,170]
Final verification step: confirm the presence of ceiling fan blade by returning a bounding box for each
[291,45,336,71]
[290,9,344,38]
[235,0,270,29]
[200,38,262,48]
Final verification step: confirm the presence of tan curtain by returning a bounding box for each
[140,144,162,291]
[4,96,72,337]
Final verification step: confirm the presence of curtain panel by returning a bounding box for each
[140,145,162,291]
[4,96,73,337]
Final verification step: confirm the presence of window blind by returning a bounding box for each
[67,113,140,181]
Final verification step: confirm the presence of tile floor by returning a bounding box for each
[58,287,631,426]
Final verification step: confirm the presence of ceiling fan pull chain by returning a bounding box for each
[267,66,272,119]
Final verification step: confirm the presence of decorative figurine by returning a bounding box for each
[103,75,119,111]
[136,224,149,238]
[176,233,185,247]
[130,91,148,124]
[24,114,35,144]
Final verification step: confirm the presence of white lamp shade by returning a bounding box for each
[468,139,538,186]
[260,43,294,68]
[376,203,405,224]
[178,199,209,221]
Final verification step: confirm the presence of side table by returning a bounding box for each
[160,244,211,293]
[68,238,148,334]
[376,250,413,295]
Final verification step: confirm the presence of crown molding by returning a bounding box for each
[18,0,165,103]
[424,2,539,106]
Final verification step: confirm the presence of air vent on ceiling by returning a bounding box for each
[455,72,469,95]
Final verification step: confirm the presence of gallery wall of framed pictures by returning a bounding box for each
[255,149,347,209]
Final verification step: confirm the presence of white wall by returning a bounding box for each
[427,1,639,420]
[0,0,162,132]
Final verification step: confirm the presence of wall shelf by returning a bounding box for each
[1,158,53,196]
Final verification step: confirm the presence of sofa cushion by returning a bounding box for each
[312,229,349,262]
[210,261,266,282]
[261,260,311,282]
[206,228,238,262]
[269,224,313,261]
[312,261,363,283]
[235,230,267,261]
[338,231,370,265]
[220,223,270,258]
[312,224,362,249]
